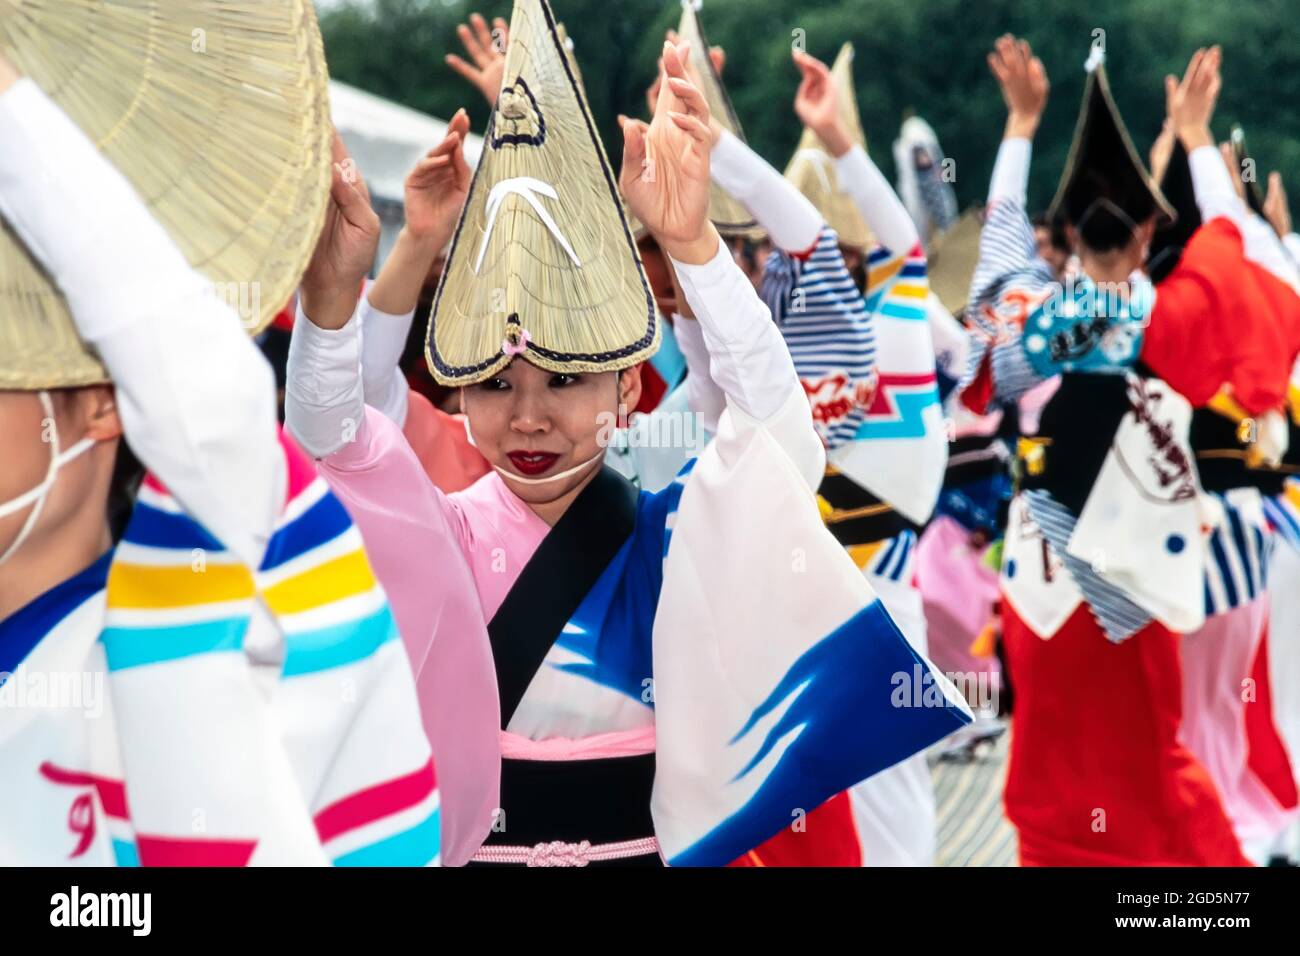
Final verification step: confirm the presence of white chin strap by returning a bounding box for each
[492,450,604,487]
[462,403,605,487]
[0,391,98,566]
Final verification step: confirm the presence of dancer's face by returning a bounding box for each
[461,360,642,518]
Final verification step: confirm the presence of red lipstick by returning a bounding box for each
[506,451,560,476]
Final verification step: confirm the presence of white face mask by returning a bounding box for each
[0,391,98,565]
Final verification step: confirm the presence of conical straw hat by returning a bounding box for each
[782,42,872,250]
[0,0,333,391]
[426,0,657,387]
[928,207,984,315]
[676,0,762,240]
[1047,51,1174,229]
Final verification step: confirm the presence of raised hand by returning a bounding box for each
[301,132,381,330]
[1149,119,1176,184]
[1219,142,1247,202]
[988,35,1049,140]
[1167,46,1221,152]
[620,41,718,264]
[1264,172,1293,239]
[404,108,472,245]
[445,12,509,106]
[792,50,850,155]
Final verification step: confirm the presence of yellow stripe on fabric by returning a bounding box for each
[846,541,887,570]
[262,548,376,616]
[106,562,255,610]
[890,282,929,300]
[867,257,904,288]
[1286,483,1300,512]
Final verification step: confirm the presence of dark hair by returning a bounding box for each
[1030,211,1070,254]
[108,438,144,543]
[1068,168,1155,254]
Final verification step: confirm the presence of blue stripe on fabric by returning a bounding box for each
[1226,506,1256,598]
[282,605,399,678]
[878,301,928,322]
[888,532,914,581]
[101,618,246,671]
[122,503,225,553]
[0,551,111,676]
[1209,530,1240,608]
[259,492,353,572]
[112,839,140,867]
[332,806,441,867]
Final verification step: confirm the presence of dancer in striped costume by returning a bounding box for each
[0,56,438,866]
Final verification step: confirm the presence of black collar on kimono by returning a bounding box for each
[487,465,640,728]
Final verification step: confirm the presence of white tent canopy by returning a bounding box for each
[328,80,484,265]
[329,80,483,202]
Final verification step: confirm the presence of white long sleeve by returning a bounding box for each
[1284,232,1300,268]
[285,303,367,461]
[358,291,414,428]
[709,129,823,252]
[0,78,282,569]
[672,315,726,435]
[669,240,824,488]
[1189,143,1246,227]
[1241,213,1300,292]
[988,137,1031,207]
[669,240,799,424]
[834,144,921,255]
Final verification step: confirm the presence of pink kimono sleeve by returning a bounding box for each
[318,406,501,866]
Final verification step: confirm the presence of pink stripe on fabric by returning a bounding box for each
[278,427,319,504]
[314,757,438,844]
[135,835,257,867]
[499,726,655,762]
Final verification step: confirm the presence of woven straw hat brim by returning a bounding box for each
[0,0,332,391]
[782,43,872,250]
[676,2,763,241]
[426,0,658,388]
[928,207,985,315]
[1047,60,1175,228]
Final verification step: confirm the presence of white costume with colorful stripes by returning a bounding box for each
[0,79,438,866]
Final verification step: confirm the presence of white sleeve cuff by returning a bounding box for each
[834,144,920,255]
[358,293,414,428]
[285,304,366,459]
[669,239,798,423]
[1188,144,1246,227]
[988,138,1032,206]
[710,129,822,252]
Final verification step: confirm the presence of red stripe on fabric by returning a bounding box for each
[314,758,438,844]
[787,237,821,261]
[1244,627,1300,810]
[866,372,939,415]
[135,835,257,867]
[141,473,169,496]
[39,762,129,820]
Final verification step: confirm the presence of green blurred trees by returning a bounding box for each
[320,0,1300,213]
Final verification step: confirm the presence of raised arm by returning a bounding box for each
[359,110,472,427]
[0,74,282,569]
[620,41,823,487]
[792,50,918,256]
